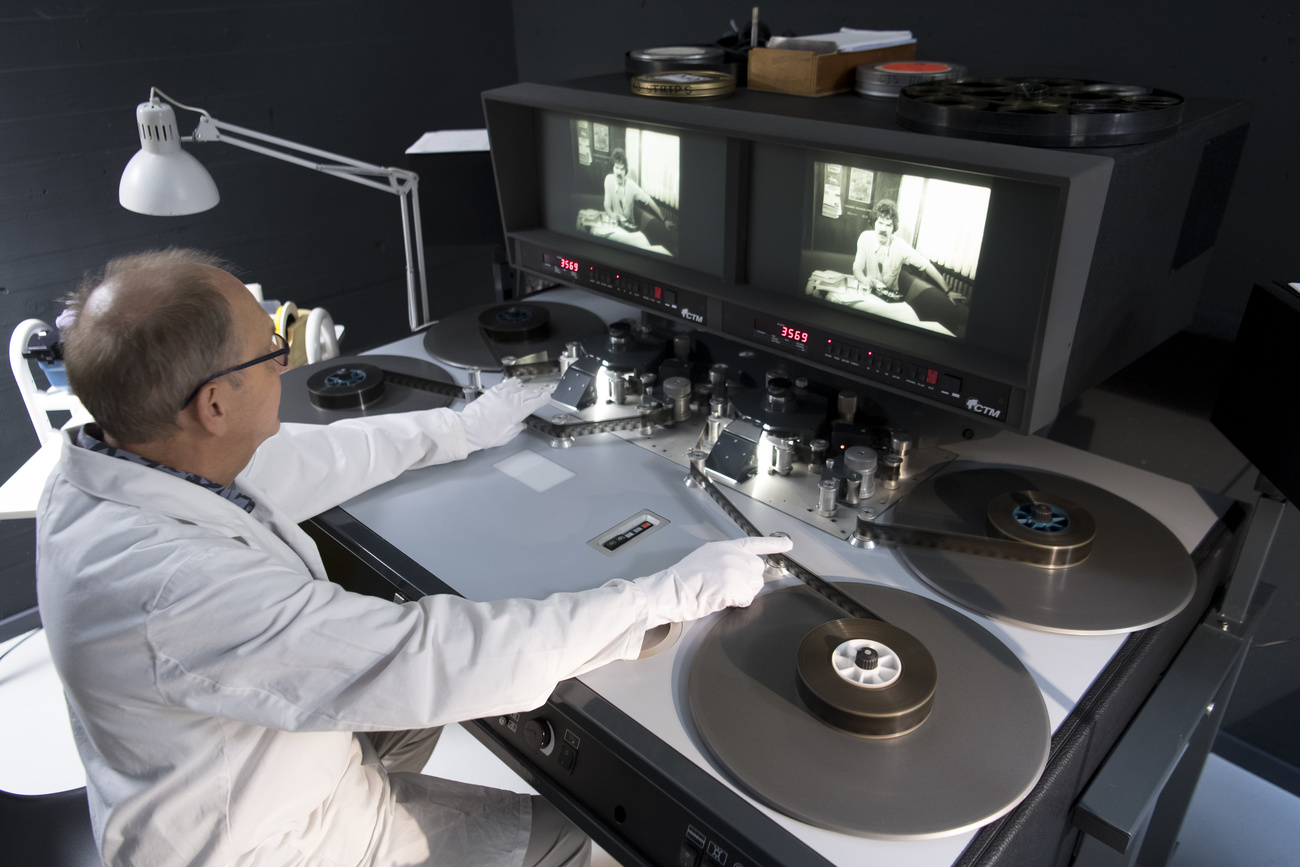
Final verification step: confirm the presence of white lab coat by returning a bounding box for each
[36,411,650,867]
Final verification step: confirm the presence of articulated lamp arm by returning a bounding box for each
[125,88,431,330]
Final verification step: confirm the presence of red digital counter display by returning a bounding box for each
[755,316,811,350]
[778,324,809,343]
[543,253,580,274]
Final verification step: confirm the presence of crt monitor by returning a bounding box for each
[797,158,990,341]
[536,111,728,278]
[482,78,1247,436]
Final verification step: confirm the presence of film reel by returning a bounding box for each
[893,464,1196,633]
[795,617,936,737]
[306,363,387,410]
[688,582,1048,838]
[896,77,1185,146]
[279,355,457,424]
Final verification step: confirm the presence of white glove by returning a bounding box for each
[458,379,551,452]
[634,535,795,628]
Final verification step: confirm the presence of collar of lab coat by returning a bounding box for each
[51,426,329,580]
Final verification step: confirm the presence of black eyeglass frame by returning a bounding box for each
[180,332,289,409]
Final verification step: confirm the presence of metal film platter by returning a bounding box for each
[893,464,1196,634]
[422,301,607,372]
[896,78,1185,147]
[687,583,1049,839]
[279,355,457,424]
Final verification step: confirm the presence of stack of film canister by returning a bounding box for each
[630,70,736,100]
[855,60,967,98]
[627,46,738,100]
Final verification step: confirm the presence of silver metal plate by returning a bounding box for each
[688,582,1049,839]
[893,464,1196,634]
[422,301,606,372]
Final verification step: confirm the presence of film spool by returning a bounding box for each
[986,490,1095,567]
[895,464,1196,633]
[795,618,936,737]
[687,582,1050,837]
[855,60,967,98]
[631,70,736,100]
[477,303,551,344]
[306,362,386,410]
[281,355,456,423]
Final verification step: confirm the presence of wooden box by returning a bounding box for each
[747,42,917,97]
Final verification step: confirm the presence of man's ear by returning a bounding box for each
[185,383,229,437]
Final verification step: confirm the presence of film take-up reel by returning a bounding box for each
[683,467,1050,839]
[278,355,464,424]
[862,463,1197,634]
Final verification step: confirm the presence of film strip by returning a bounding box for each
[853,489,1094,569]
[379,369,472,400]
[686,466,882,622]
[502,360,561,380]
[525,405,674,441]
[384,367,677,442]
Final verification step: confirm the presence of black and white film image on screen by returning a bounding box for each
[802,162,990,340]
[571,119,680,257]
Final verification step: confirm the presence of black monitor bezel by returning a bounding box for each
[483,81,1113,434]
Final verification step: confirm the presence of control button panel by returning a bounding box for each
[822,335,1007,424]
[482,706,760,867]
[556,730,579,774]
[520,241,706,323]
[588,510,669,557]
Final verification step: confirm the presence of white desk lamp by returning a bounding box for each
[119,88,432,331]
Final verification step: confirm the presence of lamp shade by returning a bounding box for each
[118,100,220,215]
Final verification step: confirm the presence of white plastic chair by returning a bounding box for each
[9,320,92,449]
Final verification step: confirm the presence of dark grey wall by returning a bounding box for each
[512,0,1298,342]
[1,1,518,614]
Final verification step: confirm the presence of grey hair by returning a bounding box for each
[62,248,243,444]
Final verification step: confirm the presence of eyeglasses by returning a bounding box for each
[181,332,289,409]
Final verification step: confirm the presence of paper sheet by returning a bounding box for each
[405,129,490,154]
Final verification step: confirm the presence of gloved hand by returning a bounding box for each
[634,535,795,628]
[457,378,551,452]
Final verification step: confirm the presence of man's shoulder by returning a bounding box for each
[44,442,260,541]
[42,471,238,550]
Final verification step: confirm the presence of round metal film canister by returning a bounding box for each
[856,60,967,98]
[631,70,736,100]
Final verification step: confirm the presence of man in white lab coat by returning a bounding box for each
[36,249,791,867]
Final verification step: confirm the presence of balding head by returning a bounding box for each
[63,249,245,444]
